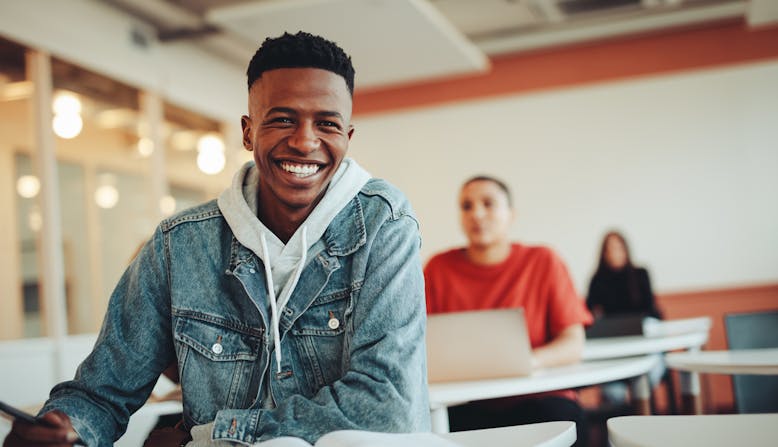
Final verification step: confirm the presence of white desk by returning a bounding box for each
[607,414,778,447]
[428,355,659,433]
[665,348,778,375]
[442,421,575,447]
[583,329,710,414]
[583,331,709,361]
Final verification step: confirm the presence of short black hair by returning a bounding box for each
[462,175,513,207]
[246,31,355,95]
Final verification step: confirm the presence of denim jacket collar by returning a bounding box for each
[226,193,366,273]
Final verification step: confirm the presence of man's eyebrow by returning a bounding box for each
[265,107,297,117]
[316,111,345,121]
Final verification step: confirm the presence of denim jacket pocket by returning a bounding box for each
[290,289,352,393]
[174,315,262,425]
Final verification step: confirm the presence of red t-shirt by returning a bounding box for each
[424,243,593,402]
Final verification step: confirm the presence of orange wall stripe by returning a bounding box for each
[353,20,778,116]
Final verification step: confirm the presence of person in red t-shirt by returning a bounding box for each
[424,175,593,446]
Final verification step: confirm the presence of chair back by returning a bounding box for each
[724,310,778,413]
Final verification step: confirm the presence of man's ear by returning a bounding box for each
[240,115,252,150]
[347,125,355,140]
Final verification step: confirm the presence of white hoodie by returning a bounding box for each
[217,158,371,375]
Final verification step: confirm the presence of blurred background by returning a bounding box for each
[1,0,776,418]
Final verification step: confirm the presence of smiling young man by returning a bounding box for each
[4,32,429,447]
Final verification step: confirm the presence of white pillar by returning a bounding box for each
[27,49,69,380]
[83,162,106,331]
[0,148,24,339]
[140,91,168,220]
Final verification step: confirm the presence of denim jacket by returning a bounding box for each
[41,178,430,446]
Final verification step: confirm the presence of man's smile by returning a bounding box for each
[278,161,323,178]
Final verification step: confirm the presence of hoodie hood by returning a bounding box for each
[217,158,371,372]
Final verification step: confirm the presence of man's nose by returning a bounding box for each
[470,204,486,219]
[288,122,321,153]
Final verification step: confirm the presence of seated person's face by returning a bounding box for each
[242,67,354,214]
[604,235,628,270]
[459,180,513,248]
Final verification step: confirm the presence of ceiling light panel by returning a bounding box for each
[430,0,542,36]
[206,0,489,89]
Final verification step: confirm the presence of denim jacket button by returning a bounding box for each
[328,317,340,330]
[211,343,224,354]
[249,268,256,274]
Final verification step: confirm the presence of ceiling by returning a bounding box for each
[88,0,778,90]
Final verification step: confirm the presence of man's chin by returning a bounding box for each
[469,238,494,248]
[282,190,327,211]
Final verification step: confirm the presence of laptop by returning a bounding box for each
[584,314,647,339]
[426,307,533,383]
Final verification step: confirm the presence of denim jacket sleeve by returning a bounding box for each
[39,226,176,446]
[211,212,430,444]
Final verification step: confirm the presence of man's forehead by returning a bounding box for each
[462,182,507,198]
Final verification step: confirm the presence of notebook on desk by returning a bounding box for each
[426,307,533,383]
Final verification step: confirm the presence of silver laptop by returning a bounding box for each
[426,307,533,383]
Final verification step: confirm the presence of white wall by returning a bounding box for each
[2,1,775,295]
[350,60,778,295]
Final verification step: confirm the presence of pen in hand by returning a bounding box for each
[0,401,85,446]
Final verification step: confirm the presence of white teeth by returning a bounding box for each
[280,162,320,177]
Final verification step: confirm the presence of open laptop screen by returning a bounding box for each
[426,307,533,383]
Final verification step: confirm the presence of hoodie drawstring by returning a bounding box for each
[260,227,308,373]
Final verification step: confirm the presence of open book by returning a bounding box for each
[251,430,463,447]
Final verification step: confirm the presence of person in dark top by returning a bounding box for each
[587,231,662,319]
[586,230,665,404]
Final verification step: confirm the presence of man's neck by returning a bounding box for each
[258,207,308,244]
[466,241,512,266]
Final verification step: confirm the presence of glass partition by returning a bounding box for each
[15,154,91,336]
[0,35,240,339]
[164,101,237,201]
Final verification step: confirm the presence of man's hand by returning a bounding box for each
[530,324,586,369]
[3,410,80,447]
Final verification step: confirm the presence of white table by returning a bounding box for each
[428,355,660,433]
[665,348,778,375]
[583,328,710,414]
[442,420,575,447]
[607,413,778,447]
[583,331,709,361]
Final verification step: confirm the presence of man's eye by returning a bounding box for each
[318,120,341,129]
[267,117,293,125]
